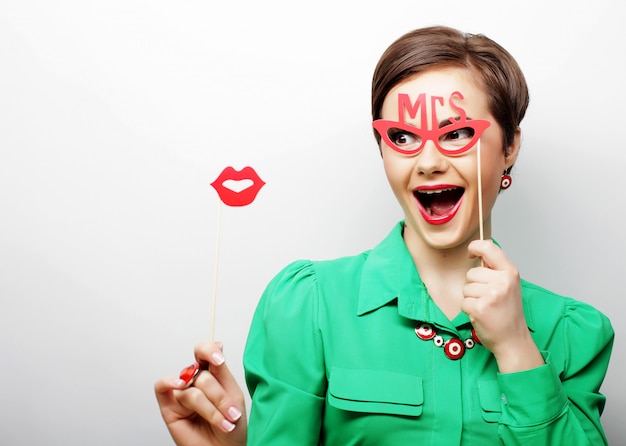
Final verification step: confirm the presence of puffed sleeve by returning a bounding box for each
[243,260,326,445]
[496,298,614,445]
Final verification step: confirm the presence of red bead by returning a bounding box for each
[471,328,482,345]
[444,338,465,360]
[415,323,436,340]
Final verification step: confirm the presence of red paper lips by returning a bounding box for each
[211,166,265,207]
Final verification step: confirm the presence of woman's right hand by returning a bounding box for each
[154,341,247,446]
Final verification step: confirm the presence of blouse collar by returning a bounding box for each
[356,221,534,332]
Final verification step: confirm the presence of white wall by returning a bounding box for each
[1,0,624,444]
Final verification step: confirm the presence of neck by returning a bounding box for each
[403,222,490,271]
[402,221,491,320]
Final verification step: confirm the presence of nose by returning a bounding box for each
[415,141,448,176]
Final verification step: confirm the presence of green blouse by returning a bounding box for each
[243,222,614,445]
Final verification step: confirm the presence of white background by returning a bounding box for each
[1,0,624,444]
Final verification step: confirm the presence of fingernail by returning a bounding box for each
[174,379,186,387]
[211,351,225,365]
[221,419,236,432]
[228,406,242,421]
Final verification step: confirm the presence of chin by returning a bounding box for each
[405,212,477,252]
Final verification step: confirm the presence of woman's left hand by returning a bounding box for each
[462,240,544,373]
[154,341,247,446]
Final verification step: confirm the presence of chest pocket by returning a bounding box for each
[328,367,423,416]
[478,380,503,423]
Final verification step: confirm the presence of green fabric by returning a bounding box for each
[244,222,614,445]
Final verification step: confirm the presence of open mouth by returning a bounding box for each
[414,186,465,225]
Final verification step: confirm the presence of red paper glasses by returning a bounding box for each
[372,117,491,156]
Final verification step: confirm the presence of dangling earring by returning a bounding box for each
[500,171,512,190]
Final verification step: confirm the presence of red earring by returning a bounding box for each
[500,174,512,190]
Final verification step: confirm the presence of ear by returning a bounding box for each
[504,127,522,170]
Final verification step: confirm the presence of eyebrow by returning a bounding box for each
[439,117,461,128]
[439,116,479,128]
[386,116,476,129]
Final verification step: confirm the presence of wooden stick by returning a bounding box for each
[477,138,484,241]
[210,199,222,343]
[476,139,485,267]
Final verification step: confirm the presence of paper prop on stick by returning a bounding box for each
[179,166,265,387]
[372,90,490,241]
[211,166,266,207]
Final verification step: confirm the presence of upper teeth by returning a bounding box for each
[420,187,456,194]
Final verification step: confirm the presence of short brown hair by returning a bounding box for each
[371,26,529,154]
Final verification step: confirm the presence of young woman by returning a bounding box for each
[155,25,614,445]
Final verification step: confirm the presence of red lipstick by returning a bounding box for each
[211,166,265,207]
[414,184,464,225]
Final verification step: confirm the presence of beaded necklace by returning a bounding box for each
[415,322,481,360]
